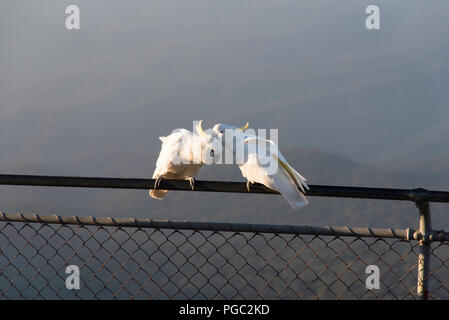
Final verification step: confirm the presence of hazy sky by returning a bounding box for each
[1,0,448,171]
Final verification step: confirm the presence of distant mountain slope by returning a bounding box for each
[377,155,449,189]
[1,147,449,230]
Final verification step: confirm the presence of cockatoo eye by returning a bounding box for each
[219,130,223,134]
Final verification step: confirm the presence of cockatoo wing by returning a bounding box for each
[243,137,309,192]
[152,131,184,178]
[242,138,308,209]
[150,132,181,199]
[150,129,199,199]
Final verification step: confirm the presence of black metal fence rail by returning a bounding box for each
[1,174,449,300]
[2,174,449,202]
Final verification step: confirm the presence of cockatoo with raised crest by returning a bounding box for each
[150,121,221,199]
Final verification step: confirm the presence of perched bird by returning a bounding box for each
[212,122,309,209]
[150,122,221,199]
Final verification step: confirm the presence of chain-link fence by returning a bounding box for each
[1,175,449,299]
[1,213,448,300]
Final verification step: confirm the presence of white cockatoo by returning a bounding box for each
[212,122,309,209]
[150,122,221,199]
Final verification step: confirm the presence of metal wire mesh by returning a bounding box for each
[1,215,447,300]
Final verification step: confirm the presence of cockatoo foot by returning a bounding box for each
[246,181,254,192]
[186,177,196,190]
[154,176,164,190]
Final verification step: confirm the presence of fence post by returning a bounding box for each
[415,199,431,300]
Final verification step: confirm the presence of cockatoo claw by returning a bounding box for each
[154,176,164,190]
[246,181,253,192]
[186,177,196,191]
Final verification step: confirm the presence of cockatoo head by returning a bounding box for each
[211,122,250,160]
[200,135,222,164]
[195,120,223,164]
[212,122,249,139]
